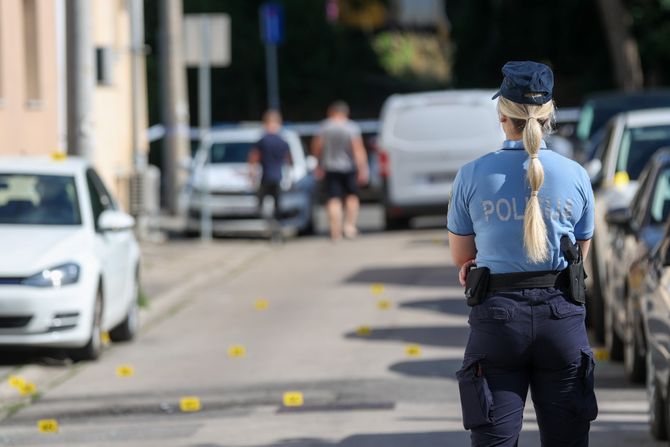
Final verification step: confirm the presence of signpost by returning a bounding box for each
[184,14,231,242]
[260,3,284,111]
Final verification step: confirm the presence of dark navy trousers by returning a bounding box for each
[456,288,598,447]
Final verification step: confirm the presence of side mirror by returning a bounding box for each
[306,155,318,172]
[585,159,603,186]
[605,207,634,234]
[98,210,135,232]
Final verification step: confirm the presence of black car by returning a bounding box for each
[604,149,670,382]
[638,220,670,441]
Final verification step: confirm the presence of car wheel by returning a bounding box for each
[384,214,410,231]
[109,274,140,343]
[588,242,606,342]
[624,297,646,383]
[70,289,103,362]
[605,304,624,361]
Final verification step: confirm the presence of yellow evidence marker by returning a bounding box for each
[282,391,304,407]
[101,331,111,345]
[405,345,422,357]
[19,382,37,396]
[116,365,135,378]
[37,419,59,433]
[50,152,67,162]
[8,375,26,389]
[593,348,610,362]
[613,171,630,186]
[356,326,372,336]
[377,299,392,310]
[254,299,269,310]
[370,283,385,295]
[179,396,202,412]
[228,345,246,358]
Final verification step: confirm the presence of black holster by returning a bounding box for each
[560,236,587,304]
[464,267,490,307]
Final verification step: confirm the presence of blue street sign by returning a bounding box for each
[260,3,284,45]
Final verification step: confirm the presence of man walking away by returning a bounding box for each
[311,101,369,241]
[248,109,291,242]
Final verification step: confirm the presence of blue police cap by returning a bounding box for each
[492,61,554,105]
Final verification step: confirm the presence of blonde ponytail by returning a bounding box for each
[498,97,555,263]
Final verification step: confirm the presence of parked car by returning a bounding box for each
[584,108,670,342]
[574,90,670,163]
[377,90,504,229]
[0,156,140,361]
[179,127,316,236]
[603,149,670,382]
[639,221,670,441]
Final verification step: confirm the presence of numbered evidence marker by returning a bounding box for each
[370,283,385,296]
[376,299,392,310]
[8,375,26,389]
[179,396,202,412]
[356,326,372,337]
[282,391,304,407]
[405,345,422,357]
[254,299,269,310]
[19,382,37,396]
[101,331,111,345]
[116,365,135,378]
[37,419,59,433]
[228,345,246,358]
[593,348,610,362]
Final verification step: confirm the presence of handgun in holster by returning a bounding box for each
[560,236,587,304]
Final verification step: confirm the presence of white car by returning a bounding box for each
[0,156,140,361]
[583,108,670,344]
[378,90,505,229]
[179,127,317,235]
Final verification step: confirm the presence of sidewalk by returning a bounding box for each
[0,238,272,421]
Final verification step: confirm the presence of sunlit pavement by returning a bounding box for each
[0,207,662,446]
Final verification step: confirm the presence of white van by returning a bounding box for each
[378,90,504,228]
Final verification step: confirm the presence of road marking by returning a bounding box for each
[254,299,269,310]
[283,391,304,407]
[377,299,391,310]
[116,365,135,378]
[228,345,246,358]
[8,375,26,389]
[19,382,37,396]
[179,396,201,412]
[371,283,385,295]
[37,419,59,433]
[405,345,422,357]
[356,326,372,336]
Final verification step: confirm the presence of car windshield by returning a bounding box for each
[650,168,670,225]
[210,142,254,164]
[617,125,670,180]
[0,174,81,225]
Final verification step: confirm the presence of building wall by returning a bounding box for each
[0,0,59,155]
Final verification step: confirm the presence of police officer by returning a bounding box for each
[447,61,597,446]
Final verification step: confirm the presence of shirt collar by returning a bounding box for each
[502,139,547,150]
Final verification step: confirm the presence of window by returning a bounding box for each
[617,125,670,180]
[22,0,41,105]
[650,169,670,225]
[0,174,81,225]
[210,142,255,164]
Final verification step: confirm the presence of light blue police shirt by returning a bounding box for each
[447,139,595,274]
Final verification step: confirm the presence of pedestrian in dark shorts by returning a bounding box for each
[248,109,291,241]
[311,101,369,241]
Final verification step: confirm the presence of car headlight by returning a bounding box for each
[22,263,80,288]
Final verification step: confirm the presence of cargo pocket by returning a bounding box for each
[456,354,493,429]
[549,299,585,319]
[575,348,598,421]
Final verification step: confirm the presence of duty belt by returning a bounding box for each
[487,269,570,293]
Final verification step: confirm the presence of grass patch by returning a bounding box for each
[138,288,150,309]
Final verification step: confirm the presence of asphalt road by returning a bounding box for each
[0,206,662,446]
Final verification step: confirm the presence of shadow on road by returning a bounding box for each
[0,348,70,367]
[399,298,470,317]
[345,325,469,348]
[345,266,460,288]
[389,358,462,379]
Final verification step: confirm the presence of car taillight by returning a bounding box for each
[378,149,390,178]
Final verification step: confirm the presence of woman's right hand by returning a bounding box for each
[459,258,477,287]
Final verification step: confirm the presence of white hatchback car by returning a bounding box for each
[0,156,140,361]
